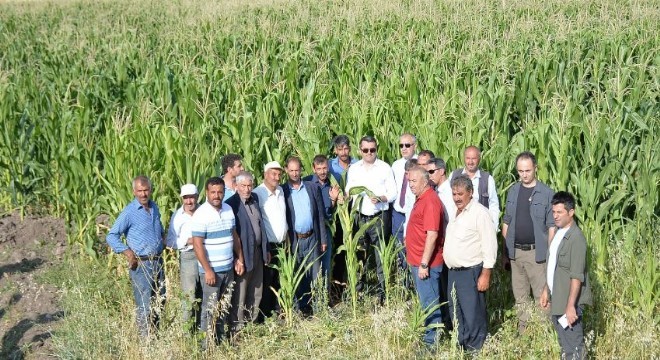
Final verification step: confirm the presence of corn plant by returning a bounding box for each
[268,244,317,327]
[336,186,381,318]
[374,235,404,307]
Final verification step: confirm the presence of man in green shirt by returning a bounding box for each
[540,192,592,359]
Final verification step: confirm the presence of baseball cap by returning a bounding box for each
[264,161,283,172]
[180,184,198,197]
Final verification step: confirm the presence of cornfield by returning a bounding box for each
[0,0,657,358]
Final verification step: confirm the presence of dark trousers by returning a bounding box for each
[261,242,284,318]
[391,210,409,274]
[292,233,321,314]
[552,307,585,360]
[448,264,488,351]
[356,210,391,298]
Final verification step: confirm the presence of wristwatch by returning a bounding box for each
[420,262,428,269]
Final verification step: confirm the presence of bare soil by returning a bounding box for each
[0,213,66,360]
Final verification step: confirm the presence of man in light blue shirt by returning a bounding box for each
[106,175,165,337]
[282,156,327,315]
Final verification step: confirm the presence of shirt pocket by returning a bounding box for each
[557,244,571,268]
[531,200,548,220]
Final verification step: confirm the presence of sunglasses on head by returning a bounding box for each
[361,148,377,154]
[399,143,413,149]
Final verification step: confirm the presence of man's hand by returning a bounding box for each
[329,186,340,203]
[418,267,429,280]
[476,268,492,292]
[234,259,245,276]
[502,254,511,271]
[321,243,327,252]
[565,305,578,327]
[204,271,216,286]
[123,249,138,270]
[539,286,550,309]
[370,195,386,204]
[265,252,272,265]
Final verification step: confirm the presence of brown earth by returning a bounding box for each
[0,213,66,360]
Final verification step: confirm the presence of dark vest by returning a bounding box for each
[451,168,491,208]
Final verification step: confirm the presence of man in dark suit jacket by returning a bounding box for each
[282,156,328,315]
[225,171,269,330]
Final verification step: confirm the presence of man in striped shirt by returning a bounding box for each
[106,175,165,337]
[192,177,245,345]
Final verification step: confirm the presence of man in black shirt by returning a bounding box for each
[502,152,556,333]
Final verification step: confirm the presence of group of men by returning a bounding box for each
[106,133,592,358]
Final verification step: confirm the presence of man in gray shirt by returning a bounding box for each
[502,151,556,333]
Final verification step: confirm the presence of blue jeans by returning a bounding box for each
[411,265,443,344]
[292,233,321,314]
[179,251,199,327]
[129,258,165,337]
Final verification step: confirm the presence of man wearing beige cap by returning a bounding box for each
[166,183,200,330]
[253,161,288,318]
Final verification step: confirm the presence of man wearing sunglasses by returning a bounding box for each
[345,135,397,302]
[391,134,418,250]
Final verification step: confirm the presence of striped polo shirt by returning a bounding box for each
[191,201,235,273]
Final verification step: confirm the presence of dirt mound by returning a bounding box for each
[0,213,67,359]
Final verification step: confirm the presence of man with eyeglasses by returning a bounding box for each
[391,133,418,250]
[345,135,397,302]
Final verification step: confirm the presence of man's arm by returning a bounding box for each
[382,166,398,203]
[417,230,438,279]
[565,279,582,327]
[193,235,216,285]
[166,211,179,249]
[106,211,137,269]
[487,175,500,229]
[540,284,550,309]
[313,186,328,251]
[478,210,498,291]
[565,235,587,326]
[232,229,245,276]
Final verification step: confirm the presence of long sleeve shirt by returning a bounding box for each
[345,159,397,216]
[106,199,164,257]
[443,199,497,269]
[166,206,195,252]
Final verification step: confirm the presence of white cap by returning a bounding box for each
[264,161,283,172]
[180,184,198,197]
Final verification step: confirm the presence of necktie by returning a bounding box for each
[399,174,408,208]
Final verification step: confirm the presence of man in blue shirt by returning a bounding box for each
[282,156,328,315]
[329,135,357,186]
[303,155,340,289]
[106,175,165,337]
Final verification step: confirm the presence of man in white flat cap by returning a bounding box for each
[166,183,201,330]
[253,161,289,318]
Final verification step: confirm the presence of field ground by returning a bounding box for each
[0,214,65,359]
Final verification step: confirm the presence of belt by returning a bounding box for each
[360,211,383,219]
[137,254,161,261]
[450,262,482,271]
[514,243,536,251]
[296,230,314,239]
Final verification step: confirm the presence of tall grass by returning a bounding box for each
[1,0,658,358]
